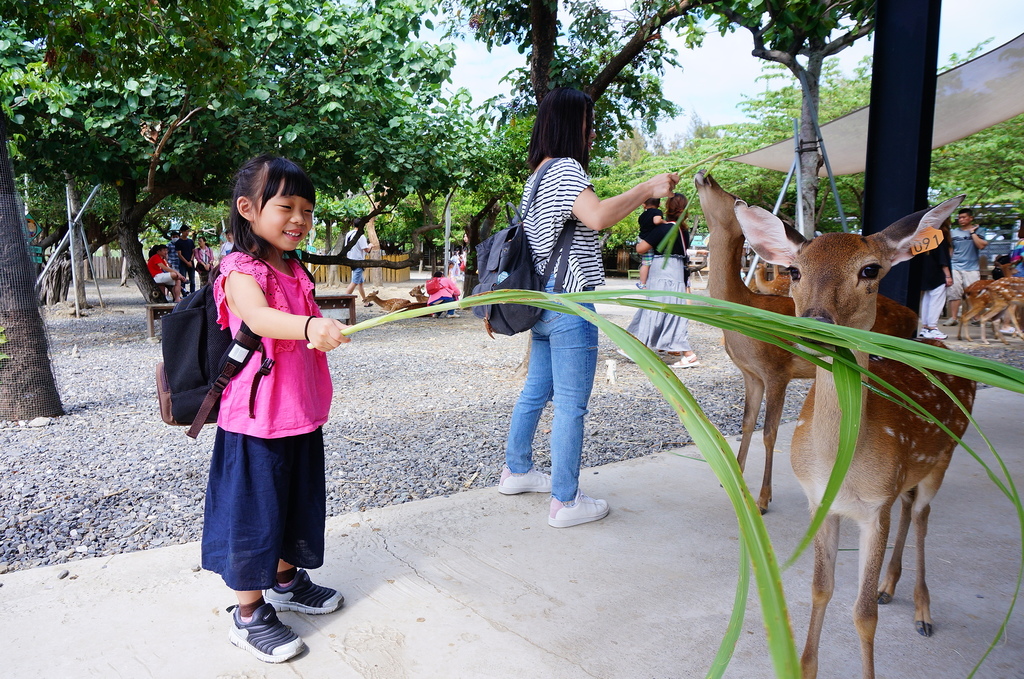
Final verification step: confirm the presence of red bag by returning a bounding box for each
[425,277,442,295]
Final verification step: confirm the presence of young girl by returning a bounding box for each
[202,155,349,663]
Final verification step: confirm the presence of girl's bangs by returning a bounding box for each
[260,158,316,207]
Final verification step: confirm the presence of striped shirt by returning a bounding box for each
[520,158,604,293]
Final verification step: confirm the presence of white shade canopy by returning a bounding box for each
[730,32,1024,176]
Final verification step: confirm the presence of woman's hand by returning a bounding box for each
[647,173,680,198]
[305,317,350,352]
[573,171,681,232]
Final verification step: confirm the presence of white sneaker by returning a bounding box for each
[1000,327,1015,335]
[548,490,609,528]
[919,328,947,340]
[498,466,552,495]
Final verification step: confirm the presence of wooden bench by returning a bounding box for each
[145,303,176,338]
[146,294,357,338]
[315,294,358,325]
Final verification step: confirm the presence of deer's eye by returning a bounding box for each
[860,264,881,280]
[787,266,801,281]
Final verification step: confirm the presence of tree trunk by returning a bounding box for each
[0,112,64,420]
[529,0,558,101]
[795,54,824,239]
[115,179,167,303]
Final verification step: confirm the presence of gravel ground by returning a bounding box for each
[2,277,1022,574]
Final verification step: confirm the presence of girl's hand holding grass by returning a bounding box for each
[305,316,350,351]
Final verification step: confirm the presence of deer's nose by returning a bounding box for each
[802,311,836,325]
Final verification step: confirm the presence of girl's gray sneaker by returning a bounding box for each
[228,602,304,663]
[265,569,344,615]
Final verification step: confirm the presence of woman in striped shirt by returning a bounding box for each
[496,87,679,528]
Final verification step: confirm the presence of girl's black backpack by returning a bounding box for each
[155,284,269,438]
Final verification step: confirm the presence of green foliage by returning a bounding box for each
[3,0,492,271]
[0,325,8,362]
[702,0,874,53]
[440,0,696,150]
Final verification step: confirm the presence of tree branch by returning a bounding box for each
[587,1,702,103]
[144,102,205,193]
[819,21,875,58]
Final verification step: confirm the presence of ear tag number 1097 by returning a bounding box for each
[909,227,944,256]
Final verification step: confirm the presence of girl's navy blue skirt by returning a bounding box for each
[202,427,326,591]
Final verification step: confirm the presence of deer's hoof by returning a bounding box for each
[758,505,769,516]
[877,592,893,605]
[916,620,933,637]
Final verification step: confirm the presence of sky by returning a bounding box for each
[438,1,1024,141]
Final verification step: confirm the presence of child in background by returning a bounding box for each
[426,269,461,317]
[636,197,663,289]
[204,155,350,663]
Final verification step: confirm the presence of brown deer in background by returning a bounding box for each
[694,171,918,514]
[365,290,411,313]
[957,276,1024,344]
[748,261,792,296]
[409,284,429,303]
[735,195,976,679]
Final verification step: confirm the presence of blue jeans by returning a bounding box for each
[505,303,598,502]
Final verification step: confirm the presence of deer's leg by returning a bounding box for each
[910,470,946,637]
[801,512,840,679]
[878,489,915,604]
[757,378,790,514]
[853,504,893,679]
[980,302,1009,345]
[736,373,765,475]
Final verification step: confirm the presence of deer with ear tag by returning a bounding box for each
[735,196,976,679]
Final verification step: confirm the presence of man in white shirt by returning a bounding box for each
[343,227,373,306]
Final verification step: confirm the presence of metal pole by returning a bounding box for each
[442,190,454,280]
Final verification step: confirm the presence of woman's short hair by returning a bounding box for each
[527,88,595,171]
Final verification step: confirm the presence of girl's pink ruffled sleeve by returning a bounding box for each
[214,252,269,330]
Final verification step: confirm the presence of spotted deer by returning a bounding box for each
[695,171,919,514]
[957,276,1024,344]
[735,195,976,679]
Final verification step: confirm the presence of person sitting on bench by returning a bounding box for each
[147,243,185,302]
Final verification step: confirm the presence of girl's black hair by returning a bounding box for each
[432,270,444,278]
[229,154,316,262]
[148,243,167,258]
[527,87,594,171]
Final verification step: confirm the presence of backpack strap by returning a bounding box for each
[516,159,558,222]
[541,221,577,293]
[186,323,270,439]
[522,159,574,293]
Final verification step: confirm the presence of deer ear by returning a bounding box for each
[734,200,804,267]
[876,195,966,265]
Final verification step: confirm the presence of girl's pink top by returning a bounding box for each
[213,252,332,438]
[427,277,461,304]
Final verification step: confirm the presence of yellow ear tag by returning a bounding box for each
[909,227,944,256]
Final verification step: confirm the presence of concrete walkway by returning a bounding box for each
[2,388,1023,678]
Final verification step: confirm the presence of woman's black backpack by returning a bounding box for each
[471,160,574,336]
